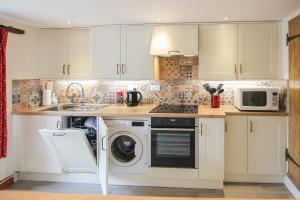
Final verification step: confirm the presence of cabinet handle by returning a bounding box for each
[56,121,61,129]
[62,65,66,75]
[121,64,127,74]
[239,64,242,74]
[200,123,203,136]
[234,64,237,74]
[225,121,228,132]
[250,121,253,133]
[117,64,120,74]
[101,136,106,151]
[67,65,70,75]
[168,50,180,55]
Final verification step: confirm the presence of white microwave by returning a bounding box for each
[234,87,279,111]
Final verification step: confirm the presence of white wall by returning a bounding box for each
[281,9,300,79]
[0,16,40,181]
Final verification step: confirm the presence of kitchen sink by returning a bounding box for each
[38,104,108,112]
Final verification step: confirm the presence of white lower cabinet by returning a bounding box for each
[18,115,62,173]
[225,116,287,182]
[247,116,287,175]
[17,115,109,195]
[225,116,248,175]
[198,118,224,181]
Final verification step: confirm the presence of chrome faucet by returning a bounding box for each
[66,82,85,103]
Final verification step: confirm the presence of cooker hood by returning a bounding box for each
[150,24,198,57]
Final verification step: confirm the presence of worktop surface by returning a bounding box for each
[11,104,288,118]
[0,191,291,200]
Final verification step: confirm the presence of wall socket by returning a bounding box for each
[150,83,161,91]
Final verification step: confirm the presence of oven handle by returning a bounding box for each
[151,128,195,131]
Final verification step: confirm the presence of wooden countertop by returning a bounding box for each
[0,191,290,200]
[11,104,288,118]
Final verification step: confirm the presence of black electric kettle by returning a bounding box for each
[126,89,142,107]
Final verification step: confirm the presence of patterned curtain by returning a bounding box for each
[0,28,8,159]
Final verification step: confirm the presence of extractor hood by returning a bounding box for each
[150,24,198,57]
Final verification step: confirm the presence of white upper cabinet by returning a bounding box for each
[91,26,121,79]
[40,29,68,79]
[67,29,91,78]
[121,26,154,80]
[198,118,224,180]
[198,22,279,80]
[247,116,286,175]
[91,25,154,80]
[198,24,238,80]
[150,25,198,56]
[40,29,90,79]
[238,23,278,79]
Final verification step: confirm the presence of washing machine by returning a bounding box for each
[106,119,149,174]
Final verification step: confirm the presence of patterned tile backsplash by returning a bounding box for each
[12,79,288,111]
[12,56,287,111]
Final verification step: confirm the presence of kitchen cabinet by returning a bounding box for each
[99,117,109,195]
[238,23,278,79]
[40,29,91,79]
[225,116,287,182]
[247,116,286,175]
[198,118,224,180]
[224,116,248,175]
[150,25,198,56]
[17,115,62,173]
[198,22,279,80]
[91,25,153,80]
[198,24,238,80]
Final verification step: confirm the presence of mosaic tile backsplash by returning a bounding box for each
[12,79,288,111]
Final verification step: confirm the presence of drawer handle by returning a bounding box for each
[53,132,66,136]
[67,65,70,75]
[200,123,203,136]
[168,50,180,55]
[62,65,66,75]
[117,64,120,74]
[101,136,106,151]
[56,121,61,129]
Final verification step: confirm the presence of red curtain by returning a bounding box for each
[0,28,8,159]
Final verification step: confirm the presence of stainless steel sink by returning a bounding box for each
[39,104,108,112]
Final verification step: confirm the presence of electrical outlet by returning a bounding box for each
[150,83,161,91]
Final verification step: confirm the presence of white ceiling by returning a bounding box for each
[0,0,300,28]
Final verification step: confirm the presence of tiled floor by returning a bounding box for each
[7,181,294,199]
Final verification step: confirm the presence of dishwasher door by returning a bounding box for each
[39,129,97,173]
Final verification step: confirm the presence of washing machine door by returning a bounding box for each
[109,131,143,167]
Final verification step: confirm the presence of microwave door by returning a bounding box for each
[243,91,267,107]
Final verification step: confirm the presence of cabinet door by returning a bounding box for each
[91,26,121,79]
[98,117,108,195]
[18,115,62,173]
[198,24,238,80]
[67,29,92,78]
[40,29,68,79]
[247,116,287,175]
[198,118,224,180]
[225,116,248,175]
[39,129,97,173]
[238,23,278,79]
[121,26,154,80]
[150,25,198,56]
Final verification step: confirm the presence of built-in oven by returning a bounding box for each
[150,117,197,169]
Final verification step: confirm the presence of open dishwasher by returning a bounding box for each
[39,116,98,174]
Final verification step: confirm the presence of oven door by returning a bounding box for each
[151,128,195,168]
